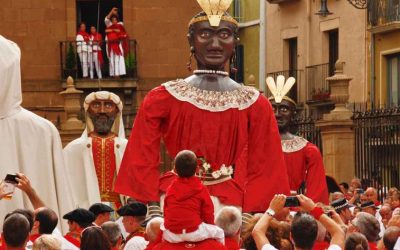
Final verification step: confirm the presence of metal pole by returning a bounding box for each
[259,0,266,93]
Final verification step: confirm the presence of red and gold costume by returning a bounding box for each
[115,80,290,212]
[91,133,121,207]
[282,136,329,204]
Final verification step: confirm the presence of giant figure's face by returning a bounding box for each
[88,100,118,135]
[190,20,236,70]
[270,99,296,133]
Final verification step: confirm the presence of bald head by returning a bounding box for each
[174,150,197,178]
[145,217,164,242]
[215,206,242,238]
[365,187,378,203]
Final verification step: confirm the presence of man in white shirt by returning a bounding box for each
[252,194,345,250]
[117,202,148,250]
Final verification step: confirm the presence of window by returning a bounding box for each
[288,38,298,102]
[387,53,400,106]
[328,29,339,76]
[76,0,123,35]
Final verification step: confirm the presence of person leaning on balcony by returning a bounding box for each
[76,22,91,78]
[266,76,330,204]
[105,7,127,77]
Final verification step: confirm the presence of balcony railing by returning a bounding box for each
[266,70,302,103]
[305,63,332,102]
[59,39,137,80]
[368,0,400,27]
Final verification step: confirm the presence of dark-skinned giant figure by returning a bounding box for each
[266,75,329,204]
[115,0,290,216]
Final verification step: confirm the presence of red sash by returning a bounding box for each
[64,234,81,248]
[90,33,104,66]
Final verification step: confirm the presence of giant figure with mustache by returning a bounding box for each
[115,0,290,218]
[63,91,127,210]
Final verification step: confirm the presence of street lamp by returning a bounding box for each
[315,0,333,16]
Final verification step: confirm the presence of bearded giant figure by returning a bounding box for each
[63,91,127,209]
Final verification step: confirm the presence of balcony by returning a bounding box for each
[59,39,138,86]
[368,0,400,33]
[305,63,334,119]
[305,63,332,103]
[266,70,302,103]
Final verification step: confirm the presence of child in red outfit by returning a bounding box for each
[161,150,225,244]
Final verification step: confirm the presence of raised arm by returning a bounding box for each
[114,87,170,204]
[298,194,345,248]
[15,173,45,209]
[252,194,286,250]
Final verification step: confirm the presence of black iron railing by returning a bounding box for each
[59,39,137,80]
[266,70,302,103]
[353,106,400,199]
[305,63,332,102]
[368,0,400,26]
[293,115,323,153]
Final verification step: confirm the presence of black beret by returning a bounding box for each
[360,201,378,209]
[117,202,147,217]
[89,203,114,216]
[330,198,349,211]
[63,208,95,224]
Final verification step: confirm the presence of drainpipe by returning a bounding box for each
[259,0,266,92]
[371,33,375,107]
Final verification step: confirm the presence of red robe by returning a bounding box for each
[282,136,329,204]
[91,134,121,208]
[115,80,290,212]
[164,177,214,234]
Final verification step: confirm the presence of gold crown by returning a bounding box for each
[189,0,238,27]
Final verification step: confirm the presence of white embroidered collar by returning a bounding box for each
[162,80,260,112]
[281,135,308,153]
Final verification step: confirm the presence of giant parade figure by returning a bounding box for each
[0,35,74,232]
[266,75,329,204]
[115,0,290,214]
[63,91,127,209]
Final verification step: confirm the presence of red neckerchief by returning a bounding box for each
[77,31,90,42]
[64,233,81,248]
[374,201,381,206]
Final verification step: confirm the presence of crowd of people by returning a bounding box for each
[1,154,399,250]
[75,7,128,79]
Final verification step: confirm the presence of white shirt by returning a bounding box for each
[394,237,400,250]
[124,236,148,250]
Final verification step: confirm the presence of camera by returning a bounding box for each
[284,196,300,207]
